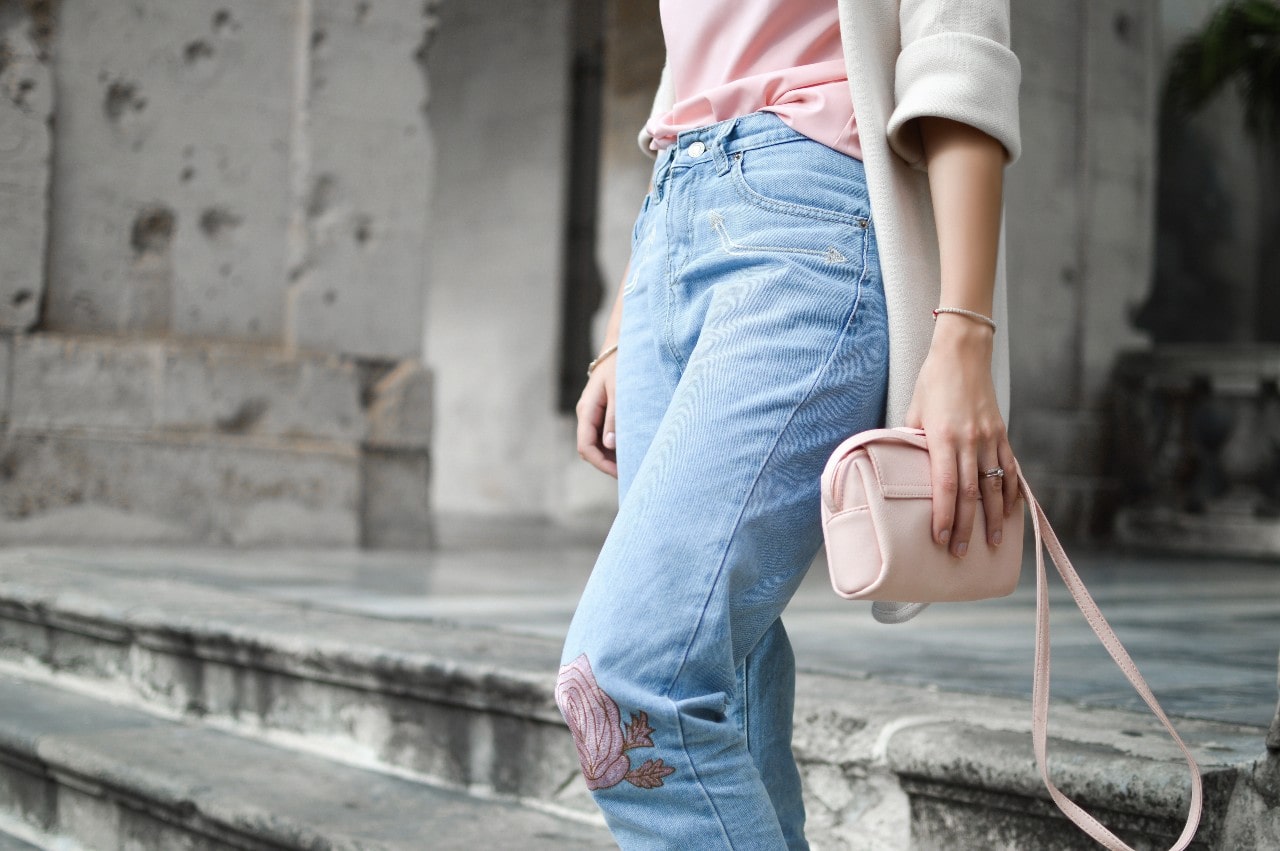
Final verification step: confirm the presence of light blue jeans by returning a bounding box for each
[556,112,889,850]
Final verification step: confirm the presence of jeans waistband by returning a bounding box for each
[653,112,814,194]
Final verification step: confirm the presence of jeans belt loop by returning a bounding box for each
[653,149,672,203]
[712,118,738,176]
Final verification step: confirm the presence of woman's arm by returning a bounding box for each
[906,116,1020,557]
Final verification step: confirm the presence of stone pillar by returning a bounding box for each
[0,0,437,547]
[1005,0,1160,535]
[423,0,575,517]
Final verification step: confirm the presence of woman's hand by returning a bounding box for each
[576,349,619,478]
[905,316,1019,557]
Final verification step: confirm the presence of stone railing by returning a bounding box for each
[1110,346,1280,557]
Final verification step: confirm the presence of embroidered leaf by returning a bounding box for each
[624,759,675,789]
[622,711,655,751]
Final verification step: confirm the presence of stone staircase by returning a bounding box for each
[0,553,612,849]
[0,333,433,550]
[0,550,1272,850]
[0,674,607,851]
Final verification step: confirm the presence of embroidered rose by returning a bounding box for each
[555,654,630,789]
[555,654,676,790]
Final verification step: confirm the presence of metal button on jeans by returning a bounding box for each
[686,141,706,158]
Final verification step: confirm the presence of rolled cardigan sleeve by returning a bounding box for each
[887,1,1022,167]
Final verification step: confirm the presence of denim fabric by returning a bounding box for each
[557,112,889,850]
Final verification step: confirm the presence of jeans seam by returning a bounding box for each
[657,250,872,849]
[661,244,872,688]
[661,192,687,373]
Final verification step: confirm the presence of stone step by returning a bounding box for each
[0,830,41,851]
[0,429,361,547]
[0,551,1273,848]
[0,553,587,810]
[0,333,433,548]
[0,672,613,851]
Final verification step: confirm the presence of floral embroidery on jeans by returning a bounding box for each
[555,653,676,790]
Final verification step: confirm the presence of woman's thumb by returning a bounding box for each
[602,403,616,450]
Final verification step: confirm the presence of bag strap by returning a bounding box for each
[1018,470,1203,850]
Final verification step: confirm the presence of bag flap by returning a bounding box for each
[864,441,932,499]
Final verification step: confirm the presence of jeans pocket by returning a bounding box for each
[728,144,870,227]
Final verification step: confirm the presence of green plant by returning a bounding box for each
[1164,0,1280,140]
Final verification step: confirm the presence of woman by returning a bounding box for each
[556,1,1022,847]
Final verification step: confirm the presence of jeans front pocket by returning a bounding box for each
[728,142,871,228]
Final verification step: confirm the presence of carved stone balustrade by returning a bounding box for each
[1111,346,1280,557]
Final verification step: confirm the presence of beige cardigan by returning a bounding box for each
[638,0,1021,426]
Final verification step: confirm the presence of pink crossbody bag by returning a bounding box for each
[820,427,1203,851]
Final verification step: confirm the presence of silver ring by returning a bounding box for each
[982,466,1005,479]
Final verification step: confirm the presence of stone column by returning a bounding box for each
[1005,0,1160,535]
[423,0,575,517]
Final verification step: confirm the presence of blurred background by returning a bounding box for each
[0,0,1277,849]
[1,0,1277,553]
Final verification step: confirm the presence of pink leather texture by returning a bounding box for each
[820,427,1203,850]
[821,427,1023,602]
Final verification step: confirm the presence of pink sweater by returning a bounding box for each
[644,0,861,160]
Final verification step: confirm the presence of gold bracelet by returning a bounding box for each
[587,343,619,376]
[932,307,997,333]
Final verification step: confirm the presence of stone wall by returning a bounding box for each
[0,0,437,546]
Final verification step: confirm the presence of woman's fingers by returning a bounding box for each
[950,445,981,557]
[575,379,618,478]
[930,432,1012,557]
[603,400,616,451]
[998,439,1019,517]
[928,437,957,549]
[979,449,1005,547]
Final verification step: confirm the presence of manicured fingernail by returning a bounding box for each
[993,531,1002,546]
[603,432,616,449]
[955,542,967,558]
[938,529,950,545]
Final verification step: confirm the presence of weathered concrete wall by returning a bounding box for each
[0,0,53,332]
[0,0,436,546]
[289,0,435,358]
[423,0,574,516]
[44,0,296,340]
[41,0,434,356]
